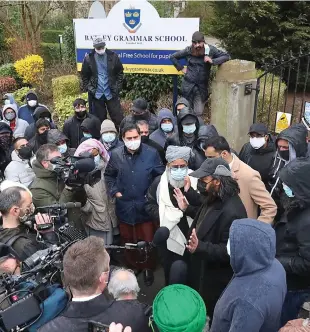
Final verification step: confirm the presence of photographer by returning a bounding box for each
[29,144,74,208]
[0,186,57,260]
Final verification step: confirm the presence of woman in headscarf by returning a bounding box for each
[74,139,118,244]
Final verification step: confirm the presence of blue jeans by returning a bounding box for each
[281,289,310,327]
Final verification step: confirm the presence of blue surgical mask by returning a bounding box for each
[58,143,67,154]
[94,154,100,166]
[161,123,173,133]
[283,183,294,198]
[170,167,188,181]
[102,133,116,143]
[182,123,196,134]
[83,132,92,138]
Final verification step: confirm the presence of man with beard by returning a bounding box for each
[145,145,201,284]
[173,158,247,318]
[170,31,230,119]
[28,118,51,153]
[0,122,13,180]
[119,98,158,136]
[275,157,310,326]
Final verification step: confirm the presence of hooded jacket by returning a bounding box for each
[149,108,177,148]
[0,122,12,178]
[173,97,190,117]
[81,117,101,140]
[47,129,75,157]
[276,157,310,290]
[269,124,308,201]
[18,91,44,124]
[211,219,286,332]
[2,104,28,138]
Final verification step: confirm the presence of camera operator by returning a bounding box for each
[0,186,57,260]
[29,143,74,208]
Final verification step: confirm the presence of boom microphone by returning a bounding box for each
[73,158,95,173]
[37,202,82,210]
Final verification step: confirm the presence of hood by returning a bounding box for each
[0,121,13,135]
[32,159,56,179]
[173,97,190,116]
[279,156,310,204]
[11,149,28,163]
[277,124,308,158]
[33,106,51,122]
[4,93,18,106]
[2,104,18,120]
[197,125,219,143]
[81,117,100,139]
[230,218,276,277]
[157,108,176,126]
[47,129,68,145]
[177,107,200,137]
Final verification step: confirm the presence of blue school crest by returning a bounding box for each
[124,9,142,33]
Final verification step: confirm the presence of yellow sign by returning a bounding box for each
[275,112,291,133]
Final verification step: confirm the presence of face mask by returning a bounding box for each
[28,100,37,108]
[279,149,289,161]
[18,145,33,160]
[75,110,86,119]
[133,112,148,121]
[250,137,265,150]
[124,138,141,151]
[170,167,188,181]
[283,184,295,198]
[95,48,105,55]
[58,143,67,154]
[182,123,196,134]
[161,123,173,133]
[94,154,100,166]
[197,179,208,196]
[83,132,92,138]
[227,239,230,256]
[101,133,116,143]
[37,130,49,145]
[0,135,11,149]
[141,135,149,143]
[4,112,16,121]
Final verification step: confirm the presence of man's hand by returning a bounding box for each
[34,213,53,233]
[109,322,132,332]
[182,67,187,74]
[115,192,123,198]
[184,176,191,192]
[173,188,189,211]
[204,56,213,64]
[186,228,199,253]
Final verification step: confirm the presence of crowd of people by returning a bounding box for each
[0,31,309,331]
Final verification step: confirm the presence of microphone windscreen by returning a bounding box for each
[153,227,170,246]
[74,158,95,172]
[62,202,82,209]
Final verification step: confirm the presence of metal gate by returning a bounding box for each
[252,51,310,132]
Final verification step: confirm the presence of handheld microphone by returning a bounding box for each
[36,202,82,210]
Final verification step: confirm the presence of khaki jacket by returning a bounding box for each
[231,155,277,224]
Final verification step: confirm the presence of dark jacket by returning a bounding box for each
[269,124,308,202]
[170,45,230,100]
[100,137,123,155]
[119,111,158,136]
[275,157,310,291]
[18,91,42,124]
[0,122,13,179]
[81,117,101,140]
[165,107,200,149]
[188,194,247,317]
[149,108,177,149]
[63,113,100,149]
[81,49,123,98]
[211,219,286,332]
[28,132,48,154]
[39,294,151,332]
[29,160,74,208]
[141,136,166,164]
[239,135,276,188]
[191,124,219,170]
[104,144,165,225]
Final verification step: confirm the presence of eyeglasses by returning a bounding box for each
[171,165,187,170]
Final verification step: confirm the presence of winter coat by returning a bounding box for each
[104,144,165,225]
[4,150,35,187]
[63,113,100,149]
[275,157,310,291]
[149,108,177,148]
[81,49,124,98]
[29,160,74,208]
[119,111,158,136]
[80,116,101,140]
[211,219,286,332]
[239,135,276,188]
[141,136,166,165]
[18,91,44,124]
[0,122,12,178]
[188,194,247,317]
[2,104,28,138]
[170,45,230,100]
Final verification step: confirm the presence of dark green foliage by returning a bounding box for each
[62,25,76,66]
[40,43,61,64]
[41,30,64,43]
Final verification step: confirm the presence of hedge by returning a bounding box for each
[62,25,76,65]
[41,29,64,44]
[41,43,61,64]
[0,63,20,81]
[13,87,36,105]
[52,75,80,103]
[14,54,44,86]
[0,77,17,94]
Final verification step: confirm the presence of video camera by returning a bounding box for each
[50,154,101,188]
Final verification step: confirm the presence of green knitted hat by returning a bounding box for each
[153,284,206,332]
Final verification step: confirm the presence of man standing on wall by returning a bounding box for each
[170,31,230,120]
[81,37,124,129]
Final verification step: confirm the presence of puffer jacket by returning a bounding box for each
[119,111,158,136]
[2,104,28,138]
[149,108,177,148]
[4,150,35,187]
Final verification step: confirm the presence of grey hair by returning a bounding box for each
[136,120,149,127]
[36,143,58,164]
[0,187,27,215]
[108,268,140,300]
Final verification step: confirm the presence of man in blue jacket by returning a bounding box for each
[211,218,286,332]
[105,123,164,278]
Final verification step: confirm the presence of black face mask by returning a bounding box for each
[75,111,87,119]
[279,149,289,161]
[37,131,49,145]
[133,112,149,121]
[141,135,149,143]
[18,145,33,160]
[197,179,208,196]
[0,135,11,150]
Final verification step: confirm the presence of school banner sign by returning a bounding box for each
[74,0,199,75]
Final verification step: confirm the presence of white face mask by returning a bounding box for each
[250,137,265,150]
[94,154,100,166]
[95,48,105,55]
[28,100,37,107]
[227,238,230,256]
[124,138,141,151]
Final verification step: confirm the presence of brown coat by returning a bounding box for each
[231,154,277,224]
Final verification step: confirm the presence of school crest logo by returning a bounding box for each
[124,9,141,33]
